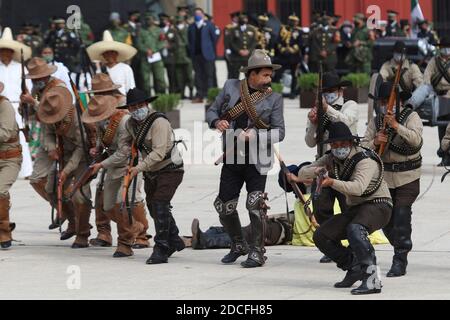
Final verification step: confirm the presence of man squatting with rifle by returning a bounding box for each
[206,50,285,268]
[304,70,359,263]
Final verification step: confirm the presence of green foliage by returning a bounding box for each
[271,82,283,93]
[298,73,319,91]
[151,94,181,112]
[207,87,221,104]
[341,73,370,88]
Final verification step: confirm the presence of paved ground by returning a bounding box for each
[2,62,450,300]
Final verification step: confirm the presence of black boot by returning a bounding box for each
[222,241,249,263]
[334,254,363,288]
[146,202,170,264]
[167,209,185,257]
[320,255,333,263]
[241,191,267,268]
[347,223,382,295]
[387,207,412,277]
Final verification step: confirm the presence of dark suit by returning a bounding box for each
[188,20,219,99]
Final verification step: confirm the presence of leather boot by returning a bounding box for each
[347,224,382,295]
[334,253,363,288]
[191,219,232,249]
[71,202,91,248]
[241,192,266,268]
[89,197,112,247]
[132,202,151,249]
[167,207,185,257]
[214,197,249,264]
[387,207,412,277]
[112,205,144,258]
[30,178,50,202]
[0,195,12,249]
[146,201,170,264]
[60,202,76,241]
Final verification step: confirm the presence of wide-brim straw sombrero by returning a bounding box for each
[87,30,137,63]
[0,27,32,62]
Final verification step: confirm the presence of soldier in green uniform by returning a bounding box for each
[123,11,143,89]
[108,12,130,44]
[345,13,375,74]
[227,12,258,79]
[160,14,178,94]
[386,10,405,37]
[17,23,43,57]
[308,16,340,73]
[137,13,167,95]
[255,14,275,58]
[224,11,240,79]
[175,15,194,99]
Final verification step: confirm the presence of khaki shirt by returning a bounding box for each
[441,122,450,152]
[298,146,391,207]
[126,109,181,173]
[305,97,358,155]
[99,114,132,180]
[380,59,423,92]
[0,98,20,152]
[44,107,85,176]
[424,56,450,93]
[362,108,423,188]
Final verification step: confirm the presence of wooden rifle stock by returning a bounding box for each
[20,49,31,143]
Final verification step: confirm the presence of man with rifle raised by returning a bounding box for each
[304,71,358,263]
[20,57,78,239]
[363,81,423,278]
[119,88,185,264]
[80,95,146,257]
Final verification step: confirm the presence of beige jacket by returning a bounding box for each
[441,122,450,152]
[380,59,423,92]
[298,146,391,207]
[0,98,21,152]
[305,97,359,155]
[126,109,182,173]
[424,56,450,93]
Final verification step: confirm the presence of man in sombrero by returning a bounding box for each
[87,30,137,96]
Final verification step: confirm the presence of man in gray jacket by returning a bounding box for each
[206,49,285,268]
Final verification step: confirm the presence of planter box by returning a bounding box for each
[166,109,180,129]
[344,87,369,103]
[299,90,316,109]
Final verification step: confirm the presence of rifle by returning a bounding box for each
[378,49,406,156]
[313,168,328,201]
[74,29,96,89]
[274,148,319,229]
[121,143,138,225]
[67,152,108,200]
[19,48,31,143]
[56,135,65,231]
[316,61,325,158]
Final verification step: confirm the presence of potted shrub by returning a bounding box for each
[271,82,284,94]
[152,93,181,129]
[205,87,221,121]
[341,73,370,103]
[298,73,319,109]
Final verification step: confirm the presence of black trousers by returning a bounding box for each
[193,54,215,99]
[218,164,267,202]
[312,185,348,225]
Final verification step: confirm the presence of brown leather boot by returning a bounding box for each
[132,202,150,249]
[112,205,144,258]
[30,178,50,202]
[60,202,76,240]
[89,199,112,247]
[71,202,91,248]
[0,195,12,249]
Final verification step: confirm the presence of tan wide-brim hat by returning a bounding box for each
[0,82,4,94]
[82,95,119,123]
[0,27,32,62]
[87,30,137,63]
[240,49,281,73]
[26,57,57,79]
[83,73,121,93]
[38,87,73,124]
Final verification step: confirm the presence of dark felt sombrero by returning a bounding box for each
[368,81,412,102]
[117,88,158,109]
[322,122,362,144]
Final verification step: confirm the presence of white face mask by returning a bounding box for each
[33,80,46,91]
[177,23,185,30]
[131,107,149,121]
[393,53,402,62]
[332,146,351,160]
[324,92,339,105]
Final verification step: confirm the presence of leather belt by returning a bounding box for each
[0,147,22,160]
[384,157,422,172]
[367,197,393,208]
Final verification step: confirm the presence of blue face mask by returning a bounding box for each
[131,107,149,121]
[194,15,202,22]
[324,92,339,105]
[393,53,402,63]
[332,146,351,160]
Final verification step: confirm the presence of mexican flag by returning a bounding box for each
[411,0,425,37]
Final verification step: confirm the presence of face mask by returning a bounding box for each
[33,80,46,91]
[379,105,387,115]
[238,19,246,26]
[98,119,110,130]
[194,15,202,22]
[177,23,185,30]
[131,107,149,121]
[441,48,450,56]
[332,147,351,160]
[393,53,402,62]
[42,55,54,63]
[324,92,339,105]
[343,27,352,34]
